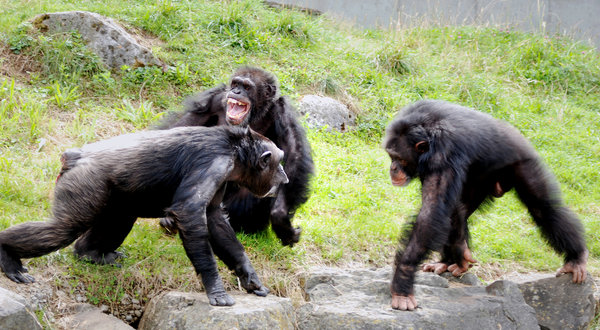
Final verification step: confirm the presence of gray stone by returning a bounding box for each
[518,274,596,330]
[138,291,296,330]
[298,267,539,330]
[58,303,134,330]
[32,11,162,69]
[440,271,483,286]
[0,286,42,330]
[298,95,355,132]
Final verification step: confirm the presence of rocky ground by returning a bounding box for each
[1,266,597,329]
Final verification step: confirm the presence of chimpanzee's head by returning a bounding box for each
[225,66,278,126]
[234,129,288,197]
[383,117,429,187]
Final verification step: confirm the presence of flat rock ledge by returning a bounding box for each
[298,267,540,330]
[0,267,597,329]
[138,292,296,330]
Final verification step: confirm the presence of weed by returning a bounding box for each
[115,98,163,128]
[47,82,81,109]
[0,79,47,145]
[374,41,412,76]
[7,22,34,54]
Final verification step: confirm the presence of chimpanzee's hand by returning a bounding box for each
[207,288,235,306]
[273,224,302,247]
[236,262,270,297]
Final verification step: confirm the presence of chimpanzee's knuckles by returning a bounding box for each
[253,286,269,297]
[208,292,235,306]
[273,225,301,247]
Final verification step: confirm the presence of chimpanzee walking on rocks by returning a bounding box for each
[383,100,588,311]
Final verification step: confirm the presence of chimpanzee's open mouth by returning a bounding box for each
[391,177,411,187]
[226,98,250,125]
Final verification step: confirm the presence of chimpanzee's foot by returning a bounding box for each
[556,249,588,283]
[423,244,477,276]
[391,293,418,311]
[0,248,35,283]
[235,262,270,297]
[159,217,179,235]
[75,249,125,265]
[422,262,449,274]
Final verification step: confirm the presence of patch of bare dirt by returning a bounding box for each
[0,42,41,80]
[120,22,166,52]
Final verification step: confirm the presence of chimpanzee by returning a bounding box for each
[159,66,314,247]
[383,100,588,311]
[0,126,289,306]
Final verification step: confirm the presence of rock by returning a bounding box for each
[298,267,539,330]
[0,286,42,330]
[138,291,296,330]
[439,271,483,286]
[32,11,162,69]
[58,303,134,330]
[298,95,355,132]
[518,274,596,330]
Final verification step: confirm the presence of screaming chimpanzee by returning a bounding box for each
[383,100,588,311]
[0,126,289,306]
[159,66,314,247]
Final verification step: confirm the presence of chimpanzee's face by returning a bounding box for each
[241,139,289,198]
[383,121,428,187]
[225,76,256,126]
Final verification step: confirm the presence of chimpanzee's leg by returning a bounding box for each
[0,169,108,283]
[422,184,486,276]
[513,159,588,283]
[270,191,302,247]
[73,209,137,265]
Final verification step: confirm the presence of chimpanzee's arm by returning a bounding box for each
[269,112,309,246]
[391,169,462,310]
[206,184,269,296]
[168,85,227,128]
[170,162,235,306]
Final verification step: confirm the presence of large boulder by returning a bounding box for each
[32,11,162,69]
[298,95,355,132]
[57,303,134,330]
[518,274,596,330]
[138,291,296,330]
[0,286,42,330]
[297,267,540,330]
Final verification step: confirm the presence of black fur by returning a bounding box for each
[0,126,289,306]
[384,100,588,308]
[160,66,314,246]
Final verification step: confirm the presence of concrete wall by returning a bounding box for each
[268,0,599,47]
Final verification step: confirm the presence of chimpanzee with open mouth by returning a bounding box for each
[159,66,314,247]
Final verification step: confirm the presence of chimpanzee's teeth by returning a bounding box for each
[227,98,247,106]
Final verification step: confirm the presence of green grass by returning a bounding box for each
[1,0,599,324]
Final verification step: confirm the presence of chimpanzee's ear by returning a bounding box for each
[264,84,276,100]
[259,151,272,169]
[415,141,429,154]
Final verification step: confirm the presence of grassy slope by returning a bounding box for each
[1,0,599,321]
